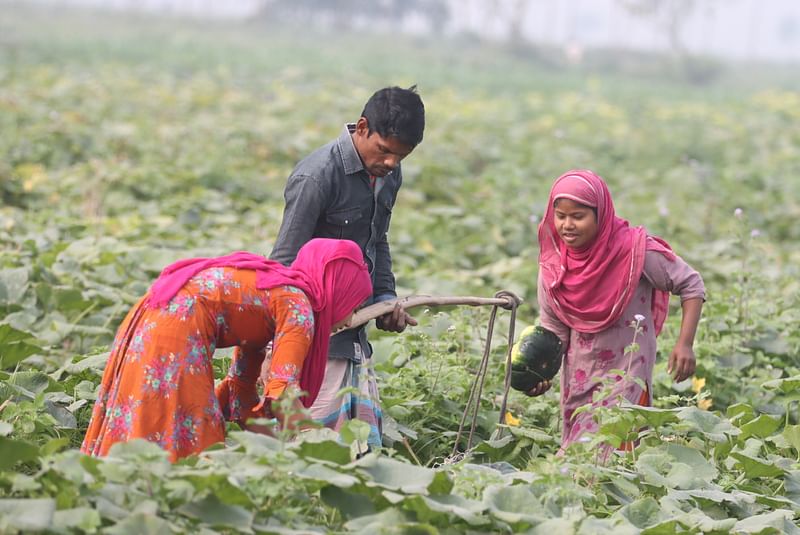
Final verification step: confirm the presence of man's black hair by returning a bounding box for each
[360,85,425,147]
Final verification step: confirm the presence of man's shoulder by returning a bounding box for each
[291,138,342,179]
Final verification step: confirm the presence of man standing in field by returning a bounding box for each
[268,86,425,451]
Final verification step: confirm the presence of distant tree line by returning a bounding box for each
[255,0,450,32]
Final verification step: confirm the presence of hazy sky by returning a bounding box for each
[20,0,800,62]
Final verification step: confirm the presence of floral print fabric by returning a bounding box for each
[82,268,314,461]
[538,250,705,451]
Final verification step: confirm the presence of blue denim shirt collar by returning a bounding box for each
[337,123,365,176]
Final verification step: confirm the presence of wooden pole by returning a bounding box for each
[343,294,523,331]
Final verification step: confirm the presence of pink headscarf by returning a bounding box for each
[537,170,674,334]
[146,238,372,406]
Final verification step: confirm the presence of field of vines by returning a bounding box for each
[1,6,799,534]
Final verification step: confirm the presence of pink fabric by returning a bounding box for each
[289,239,372,407]
[147,252,294,308]
[146,239,372,407]
[539,251,704,451]
[538,170,675,335]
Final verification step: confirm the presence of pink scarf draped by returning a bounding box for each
[537,170,675,335]
[146,238,372,407]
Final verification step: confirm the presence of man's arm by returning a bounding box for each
[374,235,417,332]
[270,174,327,265]
[373,171,417,333]
[372,232,396,301]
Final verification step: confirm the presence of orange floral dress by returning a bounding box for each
[81,267,314,461]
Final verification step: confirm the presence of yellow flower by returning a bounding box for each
[691,376,706,394]
[698,398,713,410]
[504,412,520,427]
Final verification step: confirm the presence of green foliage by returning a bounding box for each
[1,4,799,531]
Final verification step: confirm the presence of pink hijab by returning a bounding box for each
[146,238,372,406]
[537,170,674,335]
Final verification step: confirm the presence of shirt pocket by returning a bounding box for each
[323,207,363,239]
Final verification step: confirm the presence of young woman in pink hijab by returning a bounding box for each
[528,170,705,451]
[82,238,372,461]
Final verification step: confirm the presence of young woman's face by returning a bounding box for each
[331,312,355,334]
[554,198,598,249]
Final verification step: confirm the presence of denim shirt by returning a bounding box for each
[270,124,401,361]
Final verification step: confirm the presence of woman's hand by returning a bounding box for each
[668,344,696,382]
[525,380,552,397]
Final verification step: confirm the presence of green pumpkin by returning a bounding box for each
[509,325,565,392]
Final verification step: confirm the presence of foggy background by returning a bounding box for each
[12,0,800,63]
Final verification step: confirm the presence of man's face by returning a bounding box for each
[352,117,414,177]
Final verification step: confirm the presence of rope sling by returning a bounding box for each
[348,290,523,456]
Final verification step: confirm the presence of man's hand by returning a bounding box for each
[376,303,418,333]
[525,380,553,397]
[667,343,696,383]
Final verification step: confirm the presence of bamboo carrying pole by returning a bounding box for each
[343,294,522,331]
[334,291,524,455]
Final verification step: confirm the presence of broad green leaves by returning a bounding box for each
[2,5,800,532]
[0,324,42,369]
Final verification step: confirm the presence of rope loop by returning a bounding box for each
[451,289,522,457]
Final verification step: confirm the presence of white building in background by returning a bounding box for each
[12,0,800,62]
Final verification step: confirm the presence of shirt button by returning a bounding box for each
[345,219,349,224]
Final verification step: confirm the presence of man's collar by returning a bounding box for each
[337,123,364,175]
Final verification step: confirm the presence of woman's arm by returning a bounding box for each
[526,271,571,397]
[251,288,315,435]
[643,250,706,382]
[668,297,703,382]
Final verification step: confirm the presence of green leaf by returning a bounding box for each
[762,375,800,394]
[418,494,488,526]
[782,425,800,454]
[0,422,12,437]
[729,451,785,478]
[228,430,283,457]
[715,351,754,369]
[355,455,449,494]
[64,352,109,375]
[0,267,30,306]
[747,334,791,357]
[483,484,547,526]
[582,516,640,534]
[52,507,102,532]
[676,406,738,442]
[294,462,359,488]
[739,414,782,440]
[340,419,372,445]
[619,497,665,528]
[0,498,55,531]
[0,437,40,470]
[105,513,174,535]
[41,436,71,456]
[11,370,53,395]
[320,486,378,519]
[294,438,351,465]
[625,404,681,428]
[635,444,718,489]
[726,403,756,424]
[668,488,756,508]
[0,323,42,369]
[785,471,800,505]
[177,494,254,530]
[733,509,800,534]
[344,508,432,534]
[507,424,556,442]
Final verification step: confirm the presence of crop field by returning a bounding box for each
[1,5,799,534]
